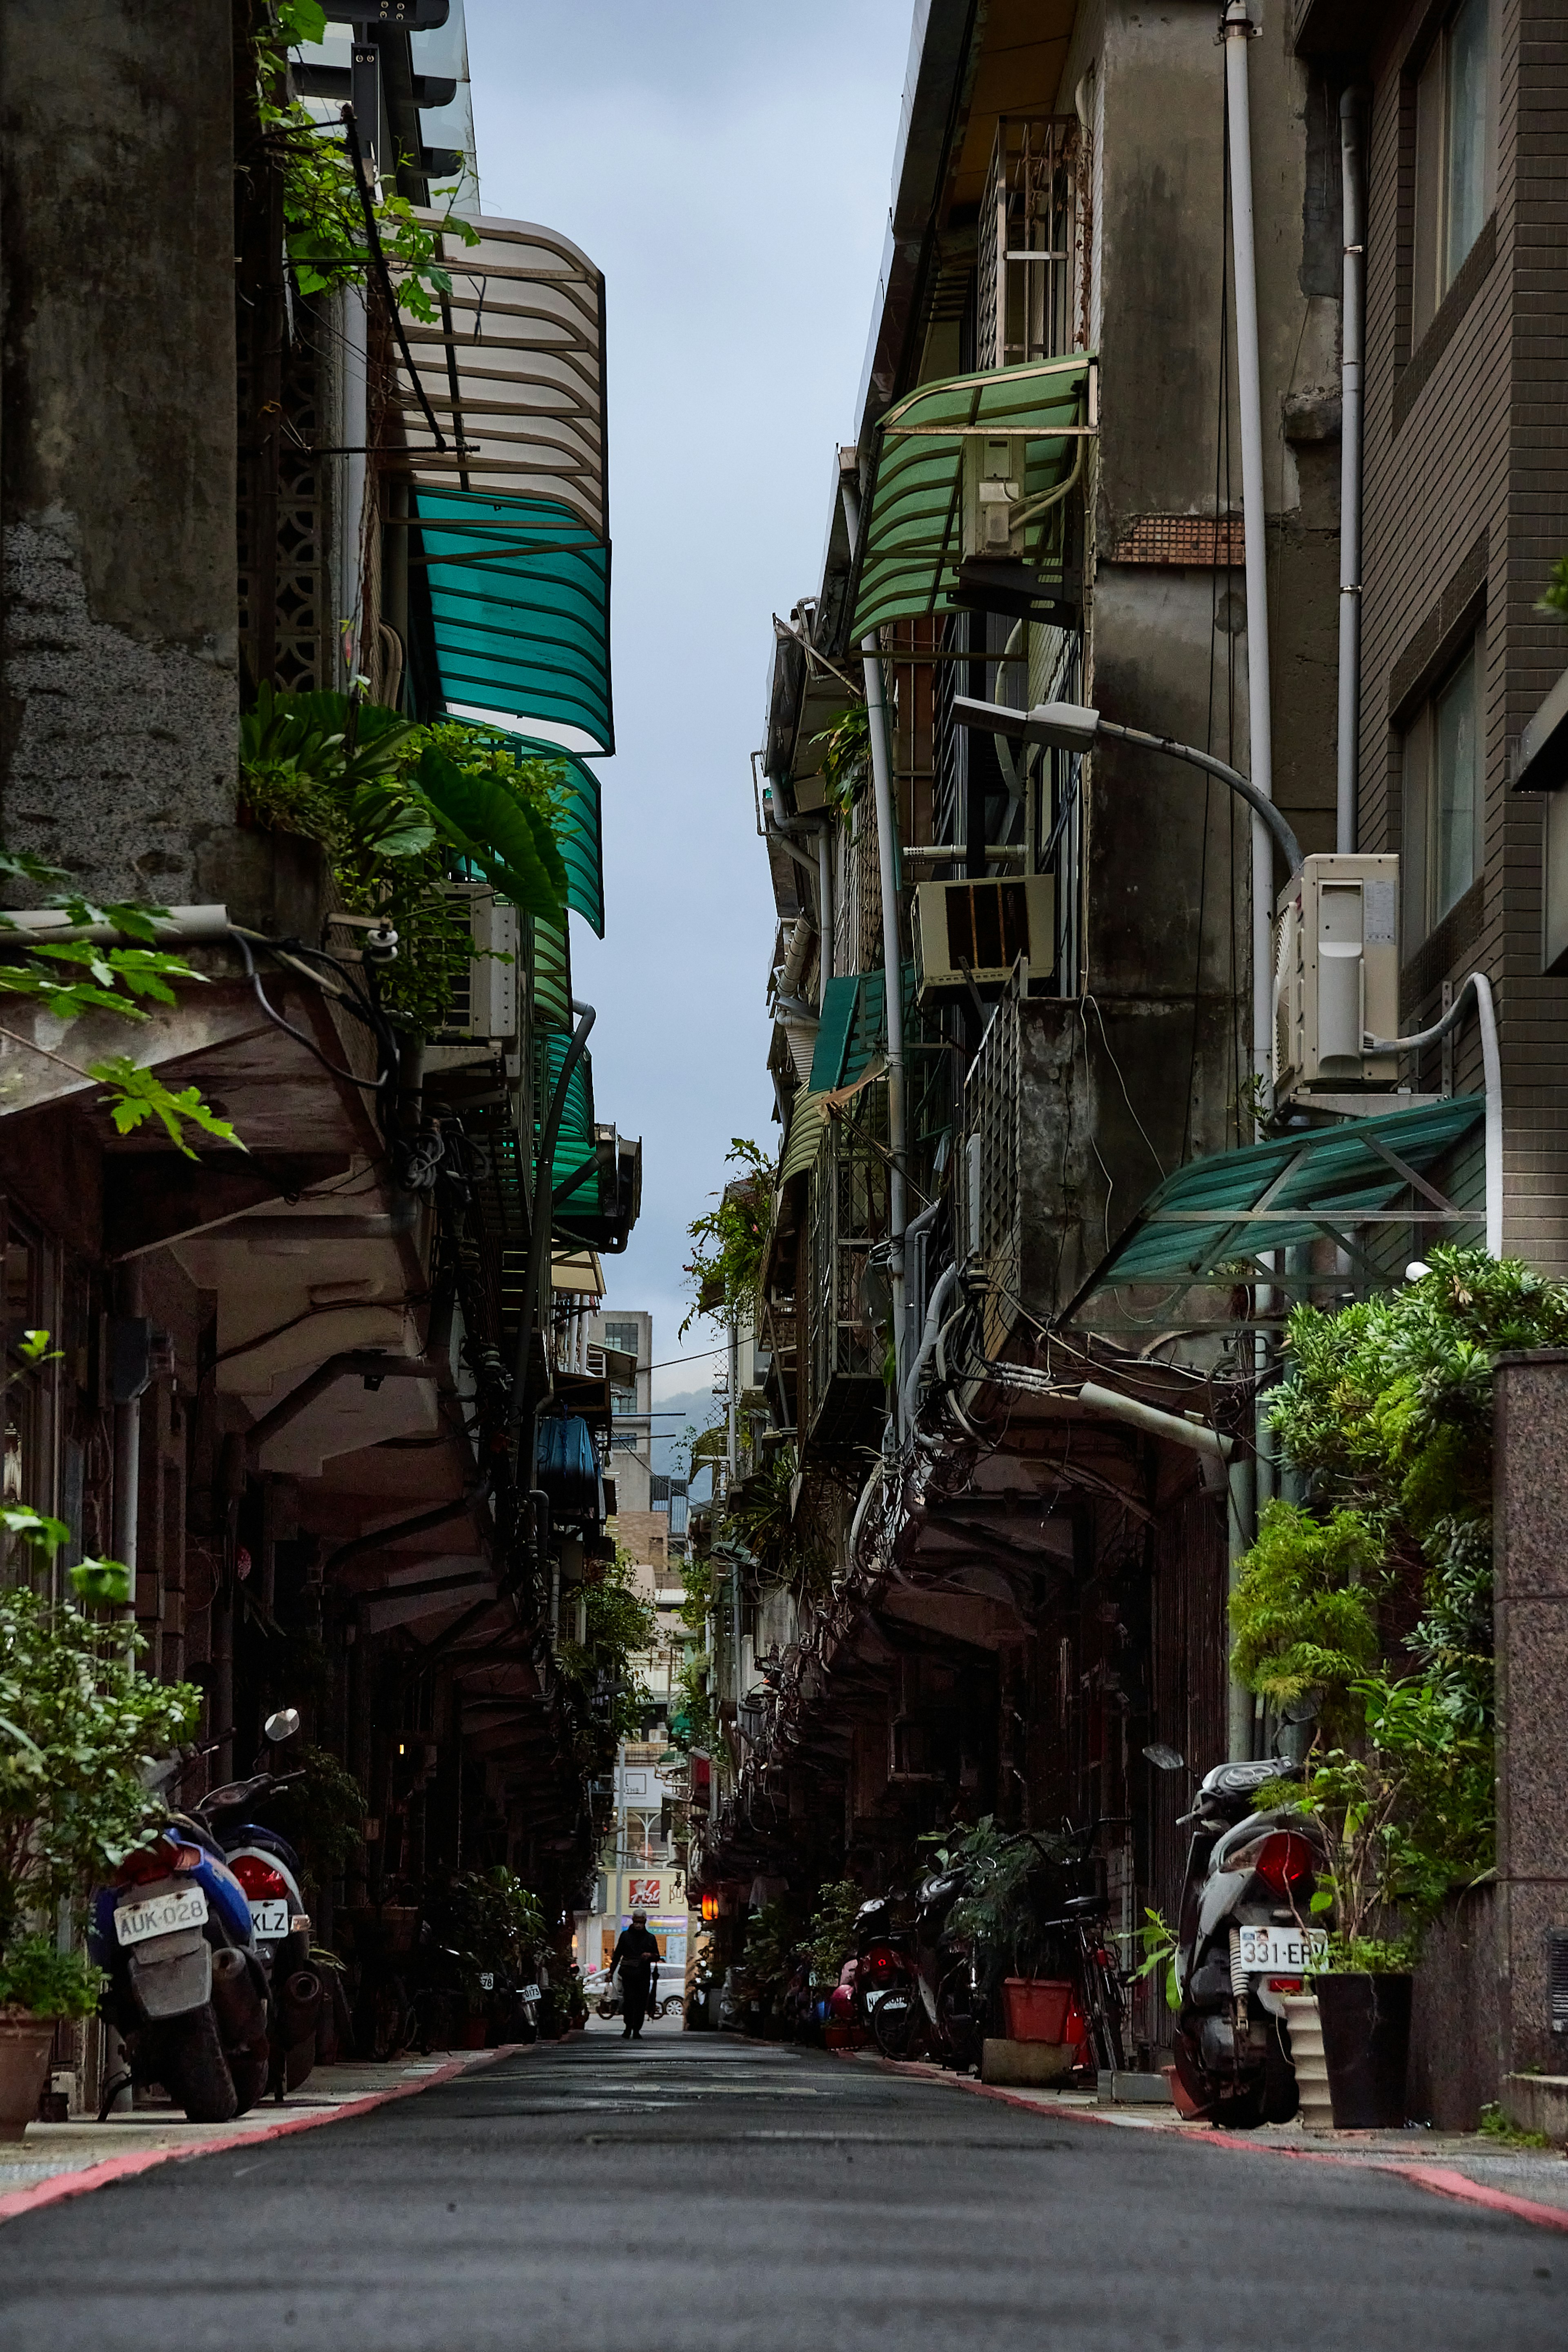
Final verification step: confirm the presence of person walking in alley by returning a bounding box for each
[608,1910,659,2038]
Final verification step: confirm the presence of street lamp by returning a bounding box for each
[952,695,1301,878]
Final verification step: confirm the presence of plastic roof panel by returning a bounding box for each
[1071,1097,1486,1306]
[851,354,1096,641]
[414,490,613,751]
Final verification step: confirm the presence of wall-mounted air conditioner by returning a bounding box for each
[434,883,519,1045]
[913,875,1055,999]
[1274,854,1400,1101]
[961,434,1029,560]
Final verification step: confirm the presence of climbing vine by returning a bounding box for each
[252,2,479,327]
[680,1140,774,1334]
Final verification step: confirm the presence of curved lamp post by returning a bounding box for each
[951,695,1302,879]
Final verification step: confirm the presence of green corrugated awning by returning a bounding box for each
[503,734,604,938]
[807,969,909,1093]
[539,1029,598,1212]
[414,489,614,753]
[1068,1098,1486,1310]
[780,1090,830,1187]
[532,913,572,1035]
[851,355,1096,641]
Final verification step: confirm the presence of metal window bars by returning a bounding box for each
[977,116,1093,376]
[961,983,1022,1360]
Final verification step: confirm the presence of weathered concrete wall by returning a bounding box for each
[1407,1882,1502,2131]
[0,0,239,903]
[1493,1352,1568,2079]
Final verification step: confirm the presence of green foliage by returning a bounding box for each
[67,1560,132,1608]
[1120,1907,1181,2015]
[1536,556,1568,623]
[259,1746,368,1894]
[722,1449,829,1598]
[804,1878,863,1982]
[239,692,571,1034]
[1264,1674,1494,1963]
[556,1550,659,1744]
[681,1140,774,1335]
[0,1580,200,1949]
[1261,1248,1568,1719]
[923,1815,1071,1979]
[88,1059,244,1160]
[0,1934,102,2021]
[251,5,479,330]
[1479,2101,1551,2148]
[0,849,232,1150]
[668,1650,717,1756]
[1229,1501,1385,1718]
[810,704,871,829]
[740,1896,806,2006]
[424,1866,545,2003]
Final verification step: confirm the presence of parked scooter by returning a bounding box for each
[1159,1752,1329,2127]
[191,1711,322,2096]
[867,1866,982,2069]
[91,1786,271,2123]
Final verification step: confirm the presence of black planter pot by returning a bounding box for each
[1316,1971,1413,2128]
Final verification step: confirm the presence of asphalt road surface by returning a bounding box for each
[1,2022,1563,2351]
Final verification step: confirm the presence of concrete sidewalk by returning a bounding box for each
[0,2043,534,2220]
[848,2051,1568,2222]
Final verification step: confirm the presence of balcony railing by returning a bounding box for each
[977,116,1092,376]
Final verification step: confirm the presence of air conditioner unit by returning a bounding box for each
[961,434,1030,560]
[913,875,1055,999]
[1274,854,1400,1101]
[434,883,519,1044]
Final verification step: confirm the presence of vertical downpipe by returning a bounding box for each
[1223,0,1276,1114]
[1225,0,1276,1727]
[1337,89,1368,853]
[839,467,909,1430]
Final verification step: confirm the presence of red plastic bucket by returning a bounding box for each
[1002,1978,1074,2043]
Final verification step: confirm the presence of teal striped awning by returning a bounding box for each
[810,971,889,1093]
[1067,1097,1486,1310]
[414,490,614,753]
[503,734,604,938]
[539,1028,599,1213]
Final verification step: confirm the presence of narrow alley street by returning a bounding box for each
[0,2025,1562,2352]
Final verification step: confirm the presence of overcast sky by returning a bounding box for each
[466,0,912,1404]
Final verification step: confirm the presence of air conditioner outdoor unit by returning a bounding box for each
[1274,854,1400,1101]
[913,875,1055,999]
[961,433,1030,560]
[434,883,519,1044]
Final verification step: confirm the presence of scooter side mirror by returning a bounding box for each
[1142,1743,1185,1771]
[263,1706,301,1745]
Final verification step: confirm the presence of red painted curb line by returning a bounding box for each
[0,2040,530,2230]
[860,2051,1568,2236]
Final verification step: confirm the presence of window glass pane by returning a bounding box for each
[1434,647,1479,920]
[1443,0,1488,287]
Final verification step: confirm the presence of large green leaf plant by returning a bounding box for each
[239,690,572,1032]
[0,1524,200,2011]
[1230,1246,1568,1950]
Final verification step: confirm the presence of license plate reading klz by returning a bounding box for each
[114,1886,210,1947]
[249,1900,290,1940]
[1239,1924,1327,1972]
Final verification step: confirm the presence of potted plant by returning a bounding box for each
[0,1939,102,2138]
[0,1544,199,2135]
[1276,1675,1492,2129]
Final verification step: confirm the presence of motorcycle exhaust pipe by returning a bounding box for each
[210,1947,268,2047]
[279,1969,323,2051]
